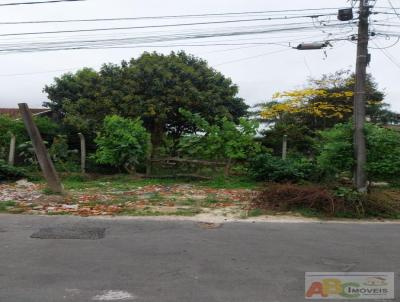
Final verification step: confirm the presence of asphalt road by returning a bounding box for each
[0,214,399,302]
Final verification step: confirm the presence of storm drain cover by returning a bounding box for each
[31,227,106,240]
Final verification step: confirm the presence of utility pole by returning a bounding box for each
[18,103,63,194]
[354,0,370,192]
[282,135,288,160]
[8,134,16,166]
[78,133,86,174]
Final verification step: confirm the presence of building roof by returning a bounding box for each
[0,108,50,118]
[384,125,400,132]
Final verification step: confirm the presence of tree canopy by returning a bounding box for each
[258,70,399,154]
[44,51,248,154]
[260,70,393,129]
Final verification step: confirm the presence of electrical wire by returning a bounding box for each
[0,67,85,77]
[369,36,400,48]
[0,5,358,55]
[0,0,84,6]
[388,0,400,20]
[0,21,352,47]
[0,27,353,54]
[215,48,293,66]
[0,34,336,75]
[0,12,339,25]
[372,40,400,69]
[0,17,347,38]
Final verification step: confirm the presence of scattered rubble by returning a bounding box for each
[0,181,257,217]
[0,180,43,202]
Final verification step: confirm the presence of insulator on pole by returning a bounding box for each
[295,42,328,50]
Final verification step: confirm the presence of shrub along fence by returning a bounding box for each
[148,157,228,179]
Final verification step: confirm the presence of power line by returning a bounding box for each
[369,36,400,48]
[0,36,328,75]
[0,0,84,6]
[0,17,345,38]
[0,67,83,77]
[0,22,352,51]
[373,40,400,69]
[0,5,355,55]
[375,6,400,9]
[0,22,349,43]
[0,23,342,49]
[0,28,337,54]
[214,48,292,66]
[0,25,352,54]
[387,0,400,20]
[0,46,287,76]
[0,20,343,41]
[0,12,337,25]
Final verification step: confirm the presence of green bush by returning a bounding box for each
[0,115,24,159]
[316,123,353,176]
[249,153,319,182]
[317,123,400,180]
[0,160,25,181]
[366,125,400,179]
[178,109,261,162]
[0,114,59,163]
[94,115,151,173]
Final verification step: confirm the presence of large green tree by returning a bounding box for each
[44,51,248,155]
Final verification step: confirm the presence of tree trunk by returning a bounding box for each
[78,133,86,174]
[124,163,136,175]
[150,120,164,159]
[224,158,232,177]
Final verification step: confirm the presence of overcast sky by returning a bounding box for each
[0,0,399,111]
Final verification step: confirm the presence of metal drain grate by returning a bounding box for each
[31,227,106,240]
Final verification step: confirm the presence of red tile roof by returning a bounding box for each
[0,108,49,118]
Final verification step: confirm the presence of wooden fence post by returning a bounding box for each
[78,133,86,174]
[18,103,63,193]
[282,135,288,160]
[8,134,16,166]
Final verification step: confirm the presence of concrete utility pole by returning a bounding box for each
[354,0,370,192]
[78,133,86,174]
[282,135,288,160]
[8,134,16,166]
[18,103,63,193]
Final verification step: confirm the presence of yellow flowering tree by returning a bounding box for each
[260,70,386,129]
[258,70,389,154]
[262,89,354,121]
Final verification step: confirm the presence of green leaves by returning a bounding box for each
[0,115,59,161]
[249,153,319,182]
[43,51,248,153]
[0,159,25,181]
[94,115,150,173]
[178,109,260,162]
[316,122,400,180]
[317,123,354,176]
